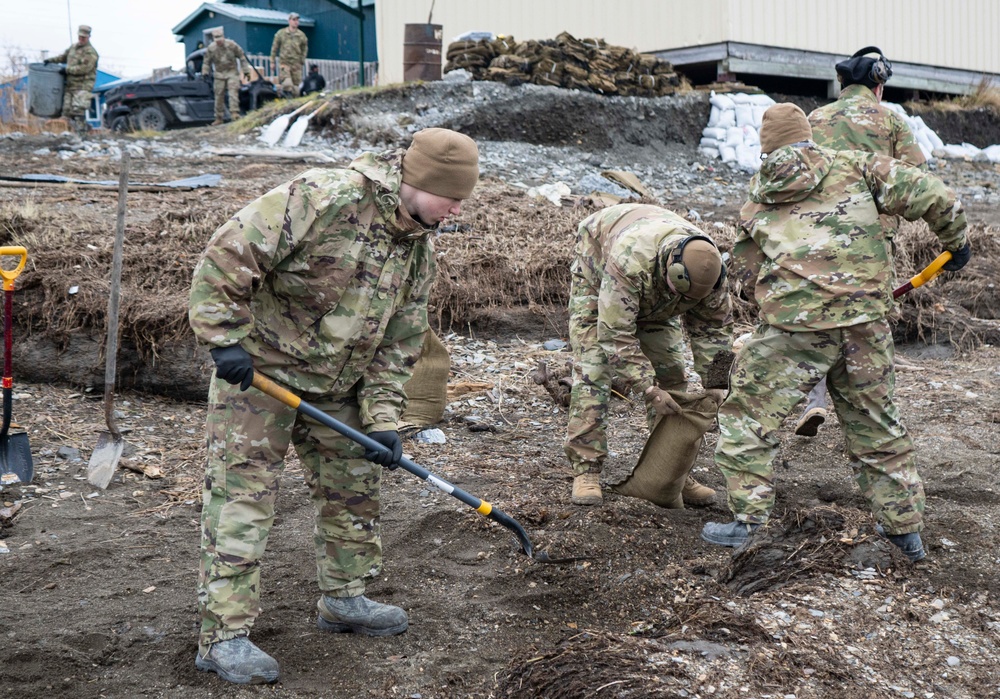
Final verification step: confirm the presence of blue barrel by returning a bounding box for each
[28,63,65,118]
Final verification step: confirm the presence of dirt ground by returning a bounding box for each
[2,83,1000,698]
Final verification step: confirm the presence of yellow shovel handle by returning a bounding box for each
[908,250,952,290]
[0,246,28,291]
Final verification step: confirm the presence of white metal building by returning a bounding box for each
[375,0,1000,93]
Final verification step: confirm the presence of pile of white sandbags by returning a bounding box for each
[698,92,776,172]
[700,92,1000,167]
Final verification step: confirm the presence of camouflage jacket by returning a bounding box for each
[271,27,308,63]
[202,39,250,77]
[577,204,733,394]
[809,83,926,238]
[189,150,437,432]
[51,42,99,91]
[734,144,967,332]
[808,85,925,165]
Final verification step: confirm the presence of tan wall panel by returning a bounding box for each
[376,0,999,85]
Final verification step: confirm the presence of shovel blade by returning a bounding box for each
[0,431,33,486]
[87,432,124,490]
[281,117,310,148]
[259,115,291,146]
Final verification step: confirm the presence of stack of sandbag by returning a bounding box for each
[698,91,776,172]
[444,31,683,97]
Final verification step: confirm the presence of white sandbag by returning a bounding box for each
[710,92,735,110]
[716,108,736,128]
[938,143,980,159]
[751,105,769,127]
[926,128,945,151]
[720,145,737,163]
[735,143,761,172]
[748,93,776,106]
[702,127,728,141]
[742,124,760,147]
[918,143,933,162]
[731,93,751,105]
[725,126,743,147]
[700,137,721,149]
[914,129,934,154]
[983,144,1000,163]
[699,147,720,160]
[735,104,754,128]
[708,105,722,127]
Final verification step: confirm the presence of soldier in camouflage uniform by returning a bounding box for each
[45,25,99,133]
[701,104,972,562]
[189,128,479,684]
[271,12,309,98]
[202,28,252,125]
[794,46,928,437]
[565,204,733,506]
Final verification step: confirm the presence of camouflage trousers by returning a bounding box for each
[212,73,241,121]
[563,259,688,476]
[198,375,383,650]
[60,87,91,119]
[278,62,303,96]
[715,319,923,534]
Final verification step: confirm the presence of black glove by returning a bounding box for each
[210,345,254,391]
[58,67,67,76]
[364,430,402,468]
[942,243,971,272]
[43,59,52,64]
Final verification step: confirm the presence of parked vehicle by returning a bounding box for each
[102,50,277,132]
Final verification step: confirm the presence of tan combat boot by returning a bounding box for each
[211,119,224,126]
[571,472,603,505]
[682,475,716,507]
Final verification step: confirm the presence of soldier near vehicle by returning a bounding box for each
[271,12,308,97]
[564,204,733,507]
[201,28,252,125]
[44,24,99,132]
[701,104,972,562]
[188,128,479,685]
[794,46,928,438]
[301,63,326,95]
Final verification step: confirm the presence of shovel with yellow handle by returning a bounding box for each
[250,372,589,565]
[893,251,952,299]
[0,245,32,486]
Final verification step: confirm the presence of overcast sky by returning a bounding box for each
[1,0,210,77]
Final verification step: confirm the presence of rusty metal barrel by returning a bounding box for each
[403,23,443,82]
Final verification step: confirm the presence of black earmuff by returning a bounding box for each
[852,46,892,84]
[666,235,727,295]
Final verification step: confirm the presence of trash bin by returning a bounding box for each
[28,62,65,118]
[403,24,443,82]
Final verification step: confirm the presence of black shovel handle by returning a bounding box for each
[250,372,560,561]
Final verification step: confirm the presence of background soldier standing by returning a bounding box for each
[271,12,308,97]
[202,28,251,125]
[564,204,732,507]
[793,46,929,438]
[189,128,479,684]
[44,25,99,133]
[702,104,972,561]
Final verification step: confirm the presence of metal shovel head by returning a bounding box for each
[0,430,33,486]
[87,431,124,490]
[281,115,311,148]
[259,114,292,146]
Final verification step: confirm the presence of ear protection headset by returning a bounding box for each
[852,46,892,84]
[665,235,727,296]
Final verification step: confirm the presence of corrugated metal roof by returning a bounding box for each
[172,3,316,35]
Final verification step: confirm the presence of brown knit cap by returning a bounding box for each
[402,128,479,200]
[759,103,813,155]
[681,240,723,300]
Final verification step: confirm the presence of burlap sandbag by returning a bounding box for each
[400,331,450,428]
[612,391,720,508]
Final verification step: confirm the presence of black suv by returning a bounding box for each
[102,51,277,131]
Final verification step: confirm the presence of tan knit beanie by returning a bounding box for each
[402,128,479,200]
[759,103,813,155]
[680,240,723,300]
